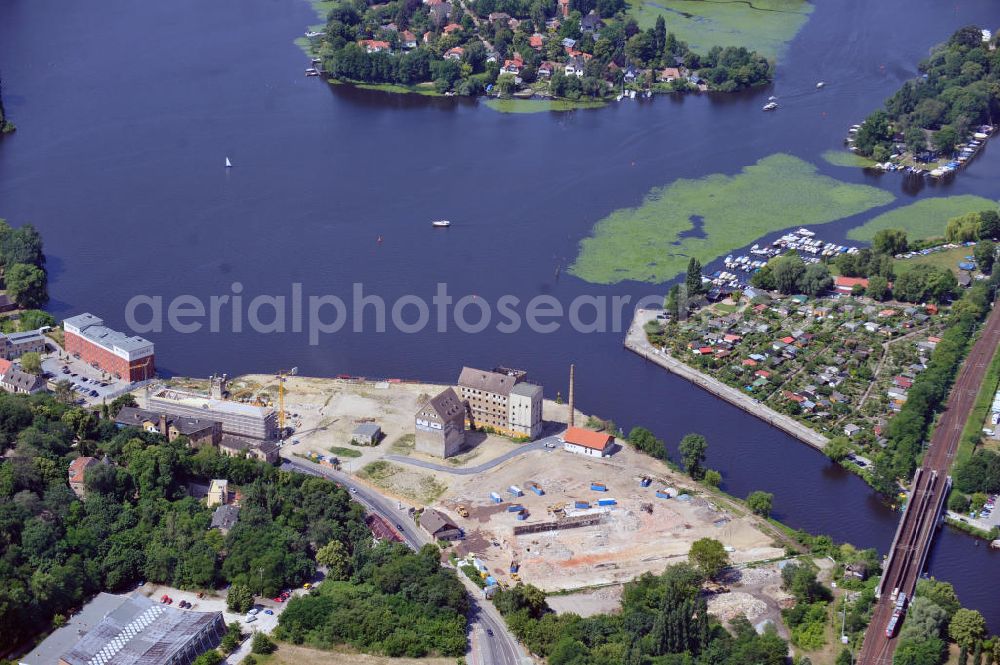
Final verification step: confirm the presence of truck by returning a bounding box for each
[457,505,470,518]
[639,477,652,487]
[597,498,617,506]
[507,504,524,512]
[655,490,672,499]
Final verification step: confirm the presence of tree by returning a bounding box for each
[678,433,707,479]
[772,254,806,294]
[746,490,773,517]
[900,596,949,642]
[251,632,276,655]
[17,309,54,332]
[949,608,987,650]
[53,379,75,404]
[703,469,722,487]
[750,263,776,291]
[948,490,971,513]
[946,213,981,242]
[835,648,852,665]
[974,239,996,274]
[977,210,1000,240]
[894,637,946,665]
[109,393,137,417]
[19,352,41,375]
[192,651,223,665]
[872,228,909,256]
[825,436,851,462]
[867,275,890,301]
[800,263,832,297]
[685,257,704,296]
[219,622,242,653]
[916,579,961,619]
[226,581,254,613]
[934,126,959,153]
[316,539,351,580]
[688,537,728,579]
[5,263,47,308]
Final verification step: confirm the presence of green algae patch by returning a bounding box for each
[847,195,1000,243]
[626,0,813,60]
[355,82,444,96]
[821,150,877,168]
[484,98,607,113]
[570,154,894,285]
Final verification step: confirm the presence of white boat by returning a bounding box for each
[305,68,319,76]
[768,96,778,102]
[225,157,232,168]
[432,220,451,228]
[616,94,623,101]
[816,81,825,88]
[629,90,636,99]
[762,102,778,111]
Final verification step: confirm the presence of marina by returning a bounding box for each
[713,228,859,289]
[844,123,994,178]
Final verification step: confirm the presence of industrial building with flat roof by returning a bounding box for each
[20,592,224,665]
[63,313,155,383]
[143,386,277,440]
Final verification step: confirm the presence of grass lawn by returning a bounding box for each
[570,153,894,285]
[252,643,455,665]
[625,0,813,60]
[484,98,606,113]
[847,195,999,243]
[821,149,877,169]
[328,446,363,458]
[354,82,444,96]
[892,246,974,277]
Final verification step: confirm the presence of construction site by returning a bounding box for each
[436,444,785,593]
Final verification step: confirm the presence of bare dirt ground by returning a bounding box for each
[546,586,624,617]
[256,643,455,665]
[438,444,784,593]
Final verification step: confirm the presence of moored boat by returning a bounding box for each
[432,220,451,228]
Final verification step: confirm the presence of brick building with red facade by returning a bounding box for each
[63,313,155,382]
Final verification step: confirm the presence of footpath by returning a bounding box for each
[625,309,829,450]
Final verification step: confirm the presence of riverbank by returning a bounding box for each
[625,308,829,450]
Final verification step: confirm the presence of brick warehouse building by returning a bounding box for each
[63,313,155,382]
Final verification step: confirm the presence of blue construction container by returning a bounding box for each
[597,498,617,506]
[591,483,607,492]
[574,501,591,509]
[509,485,524,497]
[529,484,545,496]
[507,504,523,512]
[486,576,497,586]
[490,492,503,504]
[655,490,671,499]
[516,511,528,520]
[640,477,652,487]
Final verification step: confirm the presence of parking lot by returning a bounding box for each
[40,351,134,403]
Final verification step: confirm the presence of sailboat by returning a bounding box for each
[225,157,233,168]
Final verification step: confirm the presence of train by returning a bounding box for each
[885,591,909,638]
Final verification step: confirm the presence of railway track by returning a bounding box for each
[858,302,1000,664]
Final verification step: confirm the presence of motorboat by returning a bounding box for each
[432,220,451,228]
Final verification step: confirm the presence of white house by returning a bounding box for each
[561,426,613,458]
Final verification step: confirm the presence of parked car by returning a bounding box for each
[273,596,284,603]
[264,609,274,615]
[248,608,259,616]
[245,615,257,623]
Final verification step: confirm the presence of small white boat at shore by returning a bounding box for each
[225,157,232,168]
[432,220,451,228]
[762,102,778,111]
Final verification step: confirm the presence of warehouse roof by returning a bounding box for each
[457,366,520,396]
[510,382,542,398]
[60,593,221,665]
[63,313,153,354]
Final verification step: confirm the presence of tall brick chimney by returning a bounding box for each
[159,414,168,437]
[568,364,575,428]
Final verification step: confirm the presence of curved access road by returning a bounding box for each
[386,435,559,475]
[280,453,529,665]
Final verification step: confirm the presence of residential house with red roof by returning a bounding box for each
[359,39,391,53]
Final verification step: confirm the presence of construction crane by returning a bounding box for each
[276,367,298,438]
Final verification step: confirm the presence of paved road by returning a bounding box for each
[280,454,529,665]
[386,436,560,475]
[858,301,1000,665]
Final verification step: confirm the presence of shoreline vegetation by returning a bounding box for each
[843,25,999,174]
[299,0,788,107]
[0,76,15,134]
[569,153,894,285]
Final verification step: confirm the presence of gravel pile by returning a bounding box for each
[707,592,767,622]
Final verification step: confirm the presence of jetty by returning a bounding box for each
[624,308,828,450]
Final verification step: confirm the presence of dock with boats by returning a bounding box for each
[844,123,994,178]
[709,228,859,291]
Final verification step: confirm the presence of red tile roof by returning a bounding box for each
[68,456,97,484]
[563,426,613,451]
[443,22,462,33]
[0,358,11,376]
[834,276,869,290]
